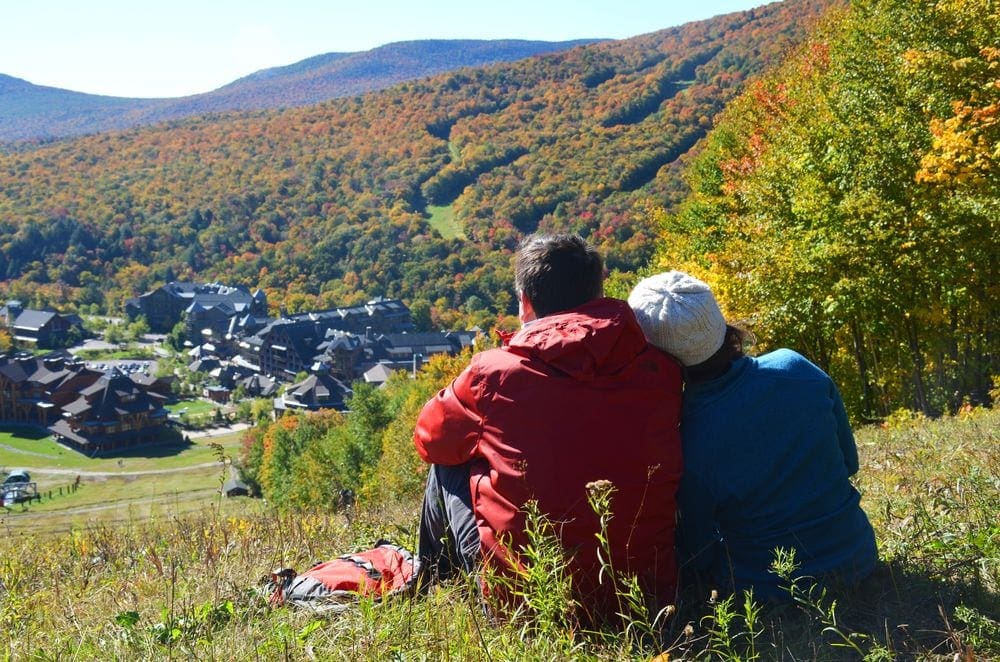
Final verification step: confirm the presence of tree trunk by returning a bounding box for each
[849,317,874,419]
[905,317,931,415]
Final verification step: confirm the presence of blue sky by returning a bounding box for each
[2,0,773,98]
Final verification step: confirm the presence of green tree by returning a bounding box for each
[166,319,188,351]
[124,315,150,343]
[656,0,997,417]
[409,298,433,332]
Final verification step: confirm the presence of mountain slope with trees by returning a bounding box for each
[0,39,598,142]
[649,0,997,418]
[0,0,834,327]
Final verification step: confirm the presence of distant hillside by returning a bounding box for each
[0,0,835,323]
[0,39,599,142]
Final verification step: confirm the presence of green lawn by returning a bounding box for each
[74,347,155,360]
[0,425,253,536]
[166,399,218,416]
[426,204,466,240]
[0,427,245,473]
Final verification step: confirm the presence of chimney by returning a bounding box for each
[5,300,23,325]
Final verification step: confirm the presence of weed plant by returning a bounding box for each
[0,408,995,659]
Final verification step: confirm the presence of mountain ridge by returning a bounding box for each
[0,39,601,142]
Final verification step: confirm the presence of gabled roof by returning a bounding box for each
[240,373,278,397]
[12,310,56,331]
[363,363,396,385]
[0,360,31,383]
[283,373,351,408]
[71,370,162,420]
[317,329,363,353]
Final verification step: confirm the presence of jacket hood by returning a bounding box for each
[507,297,648,380]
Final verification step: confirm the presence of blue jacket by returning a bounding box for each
[677,349,876,599]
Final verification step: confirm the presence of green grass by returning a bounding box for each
[74,346,155,360]
[426,204,466,240]
[0,409,995,659]
[0,426,249,537]
[0,427,243,472]
[2,465,237,536]
[166,399,219,416]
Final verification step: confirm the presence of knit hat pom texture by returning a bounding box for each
[628,271,727,367]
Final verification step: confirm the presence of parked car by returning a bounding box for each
[3,469,30,486]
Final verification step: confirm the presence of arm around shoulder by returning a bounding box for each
[413,362,483,466]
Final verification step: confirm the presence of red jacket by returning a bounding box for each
[414,298,682,616]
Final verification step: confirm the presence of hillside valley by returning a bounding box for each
[0,0,995,655]
[0,0,834,324]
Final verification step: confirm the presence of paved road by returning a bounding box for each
[187,423,251,439]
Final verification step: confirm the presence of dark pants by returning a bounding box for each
[417,463,481,584]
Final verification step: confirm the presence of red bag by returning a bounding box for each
[268,541,419,612]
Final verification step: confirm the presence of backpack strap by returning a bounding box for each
[266,567,297,607]
[337,554,383,581]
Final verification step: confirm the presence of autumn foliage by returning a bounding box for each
[0,0,831,327]
[653,0,998,419]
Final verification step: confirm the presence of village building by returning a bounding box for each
[169,296,477,418]
[1,301,85,349]
[361,363,397,387]
[233,298,415,381]
[204,385,231,404]
[50,368,169,455]
[365,331,476,374]
[236,373,278,398]
[0,354,103,425]
[0,354,171,455]
[125,281,268,337]
[222,478,251,498]
[274,373,353,414]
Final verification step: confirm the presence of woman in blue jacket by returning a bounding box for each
[629,271,877,600]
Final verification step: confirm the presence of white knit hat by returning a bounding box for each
[628,271,727,366]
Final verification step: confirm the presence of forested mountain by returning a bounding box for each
[0,39,598,142]
[651,0,998,417]
[0,0,833,327]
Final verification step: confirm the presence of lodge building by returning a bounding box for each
[0,354,170,456]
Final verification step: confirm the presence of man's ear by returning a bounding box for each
[518,290,537,324]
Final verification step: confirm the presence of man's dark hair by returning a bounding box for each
[514,234,603,317]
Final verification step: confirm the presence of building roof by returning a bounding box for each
[239,374,278,397]
[69,370,165,420]
[223,478,250,494]
[282,373,352,409]
[362,363,396,385]
[12,310,56,331]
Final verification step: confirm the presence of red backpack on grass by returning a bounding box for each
[266,541,419,613]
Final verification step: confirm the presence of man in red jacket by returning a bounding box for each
[414,233,683,622]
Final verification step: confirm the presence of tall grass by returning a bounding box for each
[0,409,995,659]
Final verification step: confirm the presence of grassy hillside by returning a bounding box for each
[0,409,994,659]
[0,428,246,536]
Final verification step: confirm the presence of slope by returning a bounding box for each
[0,0,835,321]
[0,39,598,142]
